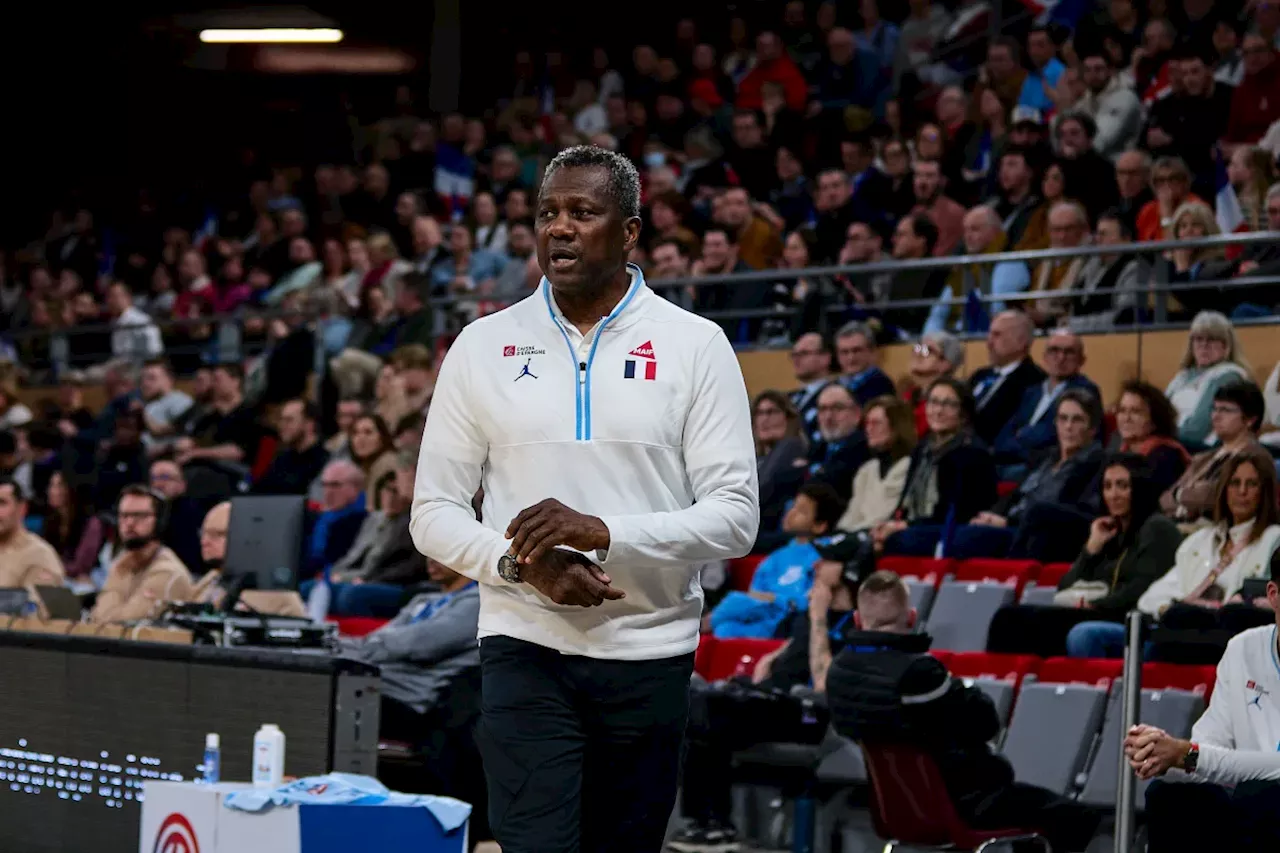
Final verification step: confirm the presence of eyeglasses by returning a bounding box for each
[837,346,869,357]
[913,344,939,358]
[1044,346,1081,358]
[925,397,962,410]
[754,407,785,417]
[817,403,856,414]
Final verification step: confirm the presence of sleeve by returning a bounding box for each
[1179,372,1243,446]
[1190,651,1239,752]
[1094,518,1182,613]
[1193,747,1280,785]
[1059,547,1107,590]
[922,284,954,335]
[67,517,105,579]
[409,334,510,585]
[363,595,480,665]
[92,566,194,624]
[597,331,760,569]
[990,262,1030,316]
[748,550,782,595]
[1137,535,1194,616]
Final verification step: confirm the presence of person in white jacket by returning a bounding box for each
[1078,49,1145,162]
[1123,563,1280,851]
[410,145,759,853]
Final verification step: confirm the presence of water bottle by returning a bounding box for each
[733,655,754,679]
[201,733,220,784]
[252,724,286,788]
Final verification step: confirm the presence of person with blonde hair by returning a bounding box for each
[1166,310,1252,446]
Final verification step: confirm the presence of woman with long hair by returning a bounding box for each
[42,471,107,579]
[349,413,397,511]
[751,390,807,552]
[1165,310,1252,446]
[839,396,918,532]
[1226,145,1278,232]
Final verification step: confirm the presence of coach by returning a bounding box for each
[410,145,759,852]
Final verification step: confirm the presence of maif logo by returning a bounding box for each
[153,813,201,853]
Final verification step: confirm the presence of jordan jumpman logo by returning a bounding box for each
[515,358,537,381]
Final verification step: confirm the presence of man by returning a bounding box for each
[254,399,330,499]
[493,221,536,300]
[1113,149,1155,236]
[90,485,194,624]
[968,310,1046,446]
[692,227,772,345]
[1070,211,1151,332]
[1224,34,1280,147]
[1055,112,1119,221]
[139,359,192,457]
[973,38,1028,121]
[411,145,758,853]
[788,332,832,445]
[712,187,782,271]
[812,169,857,262]
[925,207,1030,334]
[388,343,435,419]
[1123,556,1280,851]
[910,159,965,256]
[326,397,365,455]
[175,363,261,468]
[1143,46,1234,194]
[148,459,206,572]
[827,571,1100,853]
[833,321,894,406]
[835,221,892,306]
[1078,48,1144,160]
[807,383,869,503]
[988,147,1042,250]
[887,213,945,334]
[105,281,164,363]
[1234,184,1280,284]
[993,330,1100,473]
[0,476,64,588]
[650,238,693,283]
[1019,26,1066,112]
[305,460,369,580]
[1022,201,1092,328]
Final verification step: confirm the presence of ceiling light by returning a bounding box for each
[199,28,343,44]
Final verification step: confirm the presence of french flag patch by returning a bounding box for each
[624,340,657,380]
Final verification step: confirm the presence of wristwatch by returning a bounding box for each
[497,553,521,583]
[1180,742,1200,773]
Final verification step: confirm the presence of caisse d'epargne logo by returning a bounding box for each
[153,813,200,853]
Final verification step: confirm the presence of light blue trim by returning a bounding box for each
[543,279,583,440]
[1270,625,1280,683]
[582,265,644,440]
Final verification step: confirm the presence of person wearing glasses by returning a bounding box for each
[832,321,895,407]
[787,332,833,445]
[1136,156,1203,242]
[1164,310,1252,448]
[993,329,1099,479]
[89,485,193,624]
[968,310,1046,446]
[903,332,965,437]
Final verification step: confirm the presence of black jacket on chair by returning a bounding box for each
[968,358,1046,447]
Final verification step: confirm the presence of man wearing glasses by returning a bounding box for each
[90,485,193,624]
[788,332,833,444]
[833,321,895,406]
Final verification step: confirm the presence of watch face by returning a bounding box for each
[498,554,520,583]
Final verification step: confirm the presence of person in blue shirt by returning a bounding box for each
[708,482,846,638]
[1019,26,1066,112]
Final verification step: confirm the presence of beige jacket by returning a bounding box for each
[90,546,194,624]
[0,529,66,588]
[839,456,911,532]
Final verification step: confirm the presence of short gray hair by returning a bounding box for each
[541,145,641,219]
[920,331,965,370]
[835,320,876,347]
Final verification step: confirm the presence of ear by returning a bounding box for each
[623,216,642,254]
[1268,581,1279,610]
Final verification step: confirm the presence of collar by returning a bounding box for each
[542,263,648,333]
[992,359,1022,379]
[1227,519,1257,542]
[844,629,933,654]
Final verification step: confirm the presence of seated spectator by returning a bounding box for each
[1222,34,1280,148]
[787,332,833,445]
[833,321,895,406]
[254,399,330,500]
[924,206,1029,335]
[326,397,365,456]
[1125,589,1280,852]
[350,413,398,511]
[90,485,194,624]
[104,281,164,362]
[1235,184,1280,284]
[148,459,207,574]
[1078,48,1143,161]
[968,310,1046,447]
[691,227,768,344]
[1019,200,1091,329]
[875,377,998,556]
[751,391,808,553]
[188,501,306,616]
[902,331,964,437]
[174,363,263,468]
[0,376,33,431]
[909,159,966,256]
[1067,449,1280,658]
[707,482,844,639]
[83,410,148,511]
[994,329,1100,476]
[987,453,1183,658]
[838,396,917,533]
[393,412,426,454]
[1113,380,1192,493]
[1161,382,1266,526]
[1136,156,1203,242]
[884,213,945,334]
[139,359,193,458]
[826,571,1100,853]
[42,471,105,580]
[806,383,869,504]
[670,556,857,851]
[388,344,434,418]
[304,460,369,580]
[713,186,783,271]
[1165,311,1252,447]
[0,476,64,588]
[1069,210,1151,332]
[1055,112,1120,222]
[1162,202,1240,317]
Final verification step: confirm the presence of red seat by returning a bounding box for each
[956,559,1040,596]
[861,742,1049,851]
[877,557,954,585]
[704,637,786,682]
[1143,662,1218,702]
[694,634,717,679]
[1037,562,1074,588]
[250,435,279,482]
[947,652,1042,690]
[329,616,389,637]
[928,649,954,667]
[728,555,766,591]
[996,480,1019,498]
[1037,656,1123,687]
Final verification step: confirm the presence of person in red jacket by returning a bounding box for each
[1223,34,1280,148]
[736,31,809,113]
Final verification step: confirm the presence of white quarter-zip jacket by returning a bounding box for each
[410,265,760,660]
[1175,625,1280,786]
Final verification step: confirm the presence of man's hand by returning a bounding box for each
[506,498,611,565]
[1124,725,1191,780]
[520,549,625,607]
[971,511,1007,528]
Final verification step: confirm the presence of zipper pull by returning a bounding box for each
[579,361,587,385]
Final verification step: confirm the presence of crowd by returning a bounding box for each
[0,0,1277,850]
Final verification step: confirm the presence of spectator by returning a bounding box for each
[305,460,369,581]
[968,310,1047,446]
[878,138,917,220]
[491,221,538,301]
[1019,26,1066,113]
[1056,112,1120,221]
[469,191,508,256]
[90,485,194,624]
[42,471,105,579]
[910,159,966,256]
[975,36,1029,116]
[1144,46,1233,195]
[707,481,844,639]
[738,31,814,114]
[811,169,858,261]
[1161,382,1266,525]
[839,395,918,532]
[903,331,965,437]
[409,215,448,279]
[1114,149,1155,235]
[769,146,818,232]
[725,110,777,202]
[1070,210,1151,331]
[826,571,1101,853]
[1212,18,1246,87]
[87,410,148,511]
[1162,202,1239,316]
[886,212,945,333]
[1235,183,1280,283]
[1225,146,1279,234]
[989,147,1044,250]
[788,332,833,445]
[349,413,398,511]
[0,375,33,431]
[807,383,870,504]
[138,359,192,457]
[925,206,1030,334]
[254,399,330,499]
[753,390,808,551]
[1223,34,1280,147]
[894,0,952,87]
[105,281,163,363]
[0,475,64,588]
[875,377,998,555]
[326,396,365,457]
[691,227,772,345]
[147,459,206,573]
[393,412,426,454]
[174,363,261,468]
[1021,200,1092,328]
[832,321,893,405]
[430,225,505,297]
[961,88,1012,202]
[1166,311,1252,446]
[713,187,783,271]
[1114,379,1192,493]
[1078,48,1144,160]
[835,220,893,306]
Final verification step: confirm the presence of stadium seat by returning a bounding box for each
[1001,679,1109,795]
[727,555,766,591]
[996,480,1019,498]
[928,649,954,667]
[694,634,717,679]
[947,652,1041,689]
[1038,562,1074,587]
[1038,657,1124,687]
[330,616,389,637]
[1142,662,1217,702]
[1019,585,1058,605]
[905,577,937,622]
[923,581,1015,651]
[860,743,1049,851]
[704,637,786,682]
[877,556,953,584]
[956,559,1039,597]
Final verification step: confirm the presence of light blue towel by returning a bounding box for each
[223,773,472,832]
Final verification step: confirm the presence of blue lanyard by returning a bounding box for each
[829,612,852,640]
[411,582,477,623]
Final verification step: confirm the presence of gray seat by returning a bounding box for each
[1078,682,1205,809]
[923,581,1015,651]
[1019,583,1058,606]
[905,578,937,622]
[1000,681,1108,795]
[815,736,866,783]
[972,677,1017,725]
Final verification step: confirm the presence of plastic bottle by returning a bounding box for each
[733,655,754,678]
[252,724,286,788]
[201,733,221,784]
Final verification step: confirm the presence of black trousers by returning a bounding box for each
[986,604,1106,657]
[476,635,695,853]
[964,782,1100,852]
[1146,779,1280,850]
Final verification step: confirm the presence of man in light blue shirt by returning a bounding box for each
[924,206,1029,334]
[1019,26,1066,111]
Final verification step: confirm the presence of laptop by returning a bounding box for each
[34,586,86,621]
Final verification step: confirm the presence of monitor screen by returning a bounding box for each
[224,496,307,592]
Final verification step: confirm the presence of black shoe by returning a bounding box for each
[666,820,741,852]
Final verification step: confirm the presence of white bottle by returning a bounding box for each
[252,724,286,788]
